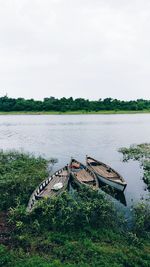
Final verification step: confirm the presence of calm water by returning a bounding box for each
[0,114,150,207]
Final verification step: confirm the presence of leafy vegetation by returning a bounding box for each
[133,202,150,237]
[0,96,150,112]
[0,151,150,267]
[0,151,56,211]
[9,188,117,234]
[119,143,150,190]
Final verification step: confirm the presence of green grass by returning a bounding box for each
[0,110,150,115]
[1,230,150,267]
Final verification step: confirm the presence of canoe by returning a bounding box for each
[86,156,127,192]
[27,165,70,212]
[69,158,99,189]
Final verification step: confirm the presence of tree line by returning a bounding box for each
[0,96,150,112]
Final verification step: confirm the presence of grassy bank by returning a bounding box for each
[0,151,150,267]
[0,110,150,115]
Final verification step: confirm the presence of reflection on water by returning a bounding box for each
[0,114,150,208]
[69,180,127,207]
[99,183,127,206]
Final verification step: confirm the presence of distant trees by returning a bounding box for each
[0,95,150,112]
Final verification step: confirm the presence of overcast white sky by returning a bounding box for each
[0,0,150,100]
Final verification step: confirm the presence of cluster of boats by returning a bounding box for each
[27,156,127,212]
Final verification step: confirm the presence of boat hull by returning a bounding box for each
[96,173,126,192]
[86,156,127,192]
[71,172,98,189]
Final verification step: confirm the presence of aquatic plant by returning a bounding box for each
[119,143,150,161]
[119,143,150,190]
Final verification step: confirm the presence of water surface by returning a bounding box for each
[0,114,150,207]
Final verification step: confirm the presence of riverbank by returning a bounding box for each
[0,110,150,115]
[0,150,149,267]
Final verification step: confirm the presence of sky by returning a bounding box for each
[0,0,150,100]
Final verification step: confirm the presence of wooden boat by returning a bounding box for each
[69,158,99,189]
[27,165,69,212]
[86,156,127,192]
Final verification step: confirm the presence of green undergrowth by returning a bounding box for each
[0,150,55,211]
[0,151,150,267]
[119,143,150,190]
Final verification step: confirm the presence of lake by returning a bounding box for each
[0,114,150,207]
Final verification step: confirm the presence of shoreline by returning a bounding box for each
[0,110,150,115]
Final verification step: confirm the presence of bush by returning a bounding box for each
[0,245,14,267]
[0,150,53,210]
[8,187,117,235]
[133,201,150,237]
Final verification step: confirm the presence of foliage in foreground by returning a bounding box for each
[133,201,150,237]
[0,150,150,267]
[0,150,55,211]
[9,188,117,235]
[119,143,150,190]
[1,235,150,267]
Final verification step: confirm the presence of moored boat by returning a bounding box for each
[27,165,70,212]
[69,158,99,189]
[86,156,127,192]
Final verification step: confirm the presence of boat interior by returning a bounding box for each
[70,160,96,185]
[38,169,68,198]
[87,158,120,181]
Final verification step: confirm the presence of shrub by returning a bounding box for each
[0,150,54,210]
[0,245,13,267]
[8,187,118,237]
[133,201,150,237]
